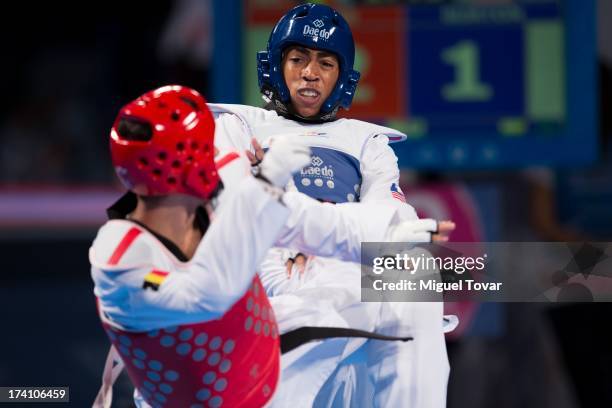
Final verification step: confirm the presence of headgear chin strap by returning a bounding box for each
[261,85,339,124]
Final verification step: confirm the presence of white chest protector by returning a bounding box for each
[209,104,406,204]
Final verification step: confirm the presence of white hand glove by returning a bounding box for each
[385,218,438,243]
[259,137,311,188]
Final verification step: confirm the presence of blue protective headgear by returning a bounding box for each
[257,3,360,118]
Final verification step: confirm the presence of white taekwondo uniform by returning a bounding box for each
[211,104,453,408]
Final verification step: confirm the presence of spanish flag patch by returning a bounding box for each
[143,270,169,291]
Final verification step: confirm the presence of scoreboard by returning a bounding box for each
[239,0,597,169]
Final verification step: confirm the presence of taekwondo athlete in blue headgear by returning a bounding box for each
[209,3,457,407]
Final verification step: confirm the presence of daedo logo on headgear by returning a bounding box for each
[303,19,331,40]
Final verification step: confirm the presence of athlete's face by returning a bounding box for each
[282,46,340,118]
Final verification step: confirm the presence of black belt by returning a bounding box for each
[280,326,413,354]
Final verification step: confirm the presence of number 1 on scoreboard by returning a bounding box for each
[442,40,493,102]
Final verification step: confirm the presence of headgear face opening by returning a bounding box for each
[257,3,361,114]
[110,85,219,200]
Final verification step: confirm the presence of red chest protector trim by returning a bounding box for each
[100,276,280,408]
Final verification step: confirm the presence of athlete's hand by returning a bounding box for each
[386,219,455,243]
[435,221,455,242]
[285,253,307,278]
[246,138,265,166]
[259,137,311,188]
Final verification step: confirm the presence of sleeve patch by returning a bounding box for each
[142,269,169,291]
[390,183,406,203]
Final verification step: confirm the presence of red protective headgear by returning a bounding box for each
[110,85,218,199]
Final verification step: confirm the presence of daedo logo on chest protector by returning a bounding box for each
[290,146,362,203]
[303,19,332,41]
[300,155,335,189]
